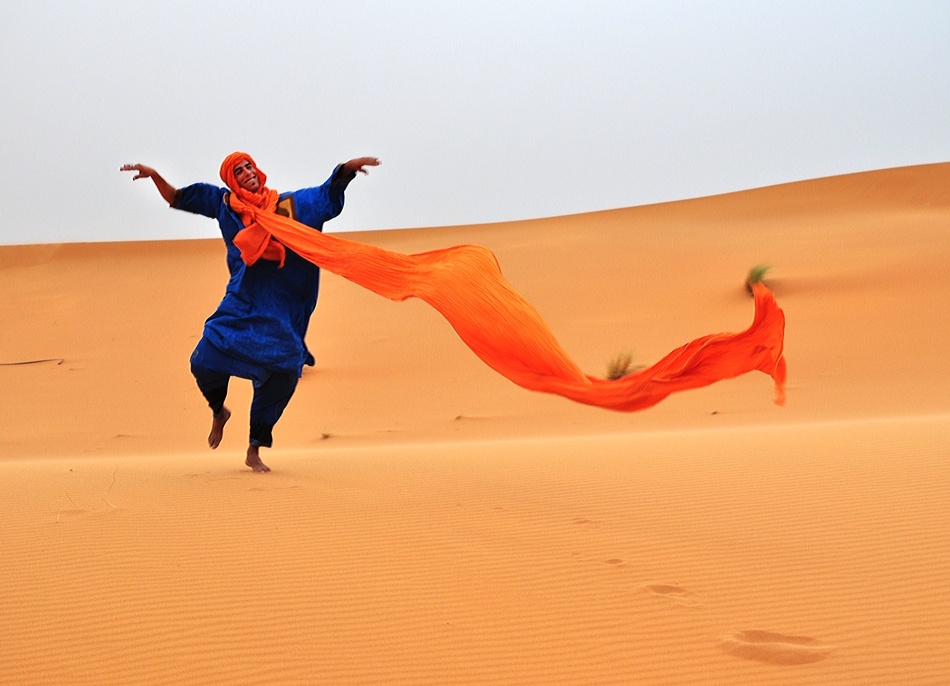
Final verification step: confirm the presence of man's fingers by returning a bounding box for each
[120,164,151,180]
[357,158,380,174]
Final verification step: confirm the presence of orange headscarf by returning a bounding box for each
[220,151,286,267]
[212,152,787,411]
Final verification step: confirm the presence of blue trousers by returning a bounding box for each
[190,338,299,448]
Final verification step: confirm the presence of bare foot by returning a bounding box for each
[245,445,271,473]
[208,407,231,449]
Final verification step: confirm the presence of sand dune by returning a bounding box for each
[1,163,948,684]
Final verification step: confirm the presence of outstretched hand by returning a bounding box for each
[120,163,178,205]
[344,157,381,175]
[120,163,158,180]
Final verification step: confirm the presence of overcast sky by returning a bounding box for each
[1,1,948,245]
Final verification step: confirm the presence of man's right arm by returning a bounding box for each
[120,164,178,205]
[121,164,226,219]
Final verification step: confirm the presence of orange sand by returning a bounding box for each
[1,163,948,684]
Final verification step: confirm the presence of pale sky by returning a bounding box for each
[1,1,948,245]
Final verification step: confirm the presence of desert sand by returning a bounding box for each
[1,163,948,684]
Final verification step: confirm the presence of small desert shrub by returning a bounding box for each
[745,264,772,294]
[607,351,635,380]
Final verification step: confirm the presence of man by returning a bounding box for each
[121,152,380,472]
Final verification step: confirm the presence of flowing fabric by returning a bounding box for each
[219,153,787,412]
[220,151,286,266]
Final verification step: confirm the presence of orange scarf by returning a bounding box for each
[221,151,286,267]
[218,152,787,411]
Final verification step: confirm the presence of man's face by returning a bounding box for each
[233,159,261,192]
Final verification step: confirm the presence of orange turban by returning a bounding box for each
[220,152,286,267]
[219,151,268,191]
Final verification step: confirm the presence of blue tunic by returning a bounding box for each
[174,167,353,376]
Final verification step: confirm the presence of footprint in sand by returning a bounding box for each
[721,630,831,665]
[646,583,688,596]
[567,552,626,567]
[644,584,702,607]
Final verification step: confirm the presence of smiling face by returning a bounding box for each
[232,159,261,193]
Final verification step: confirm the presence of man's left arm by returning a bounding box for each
[293,157,380,229]
[329,156,380,193]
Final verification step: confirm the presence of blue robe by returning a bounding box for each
[174,167,353,376]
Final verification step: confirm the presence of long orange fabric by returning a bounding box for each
[221,152,286,267]
[222,153,787,411]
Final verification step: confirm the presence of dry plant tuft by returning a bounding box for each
[745,264,772,294]
[607,351,636,380]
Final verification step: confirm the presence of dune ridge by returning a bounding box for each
[1,163,948,684]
